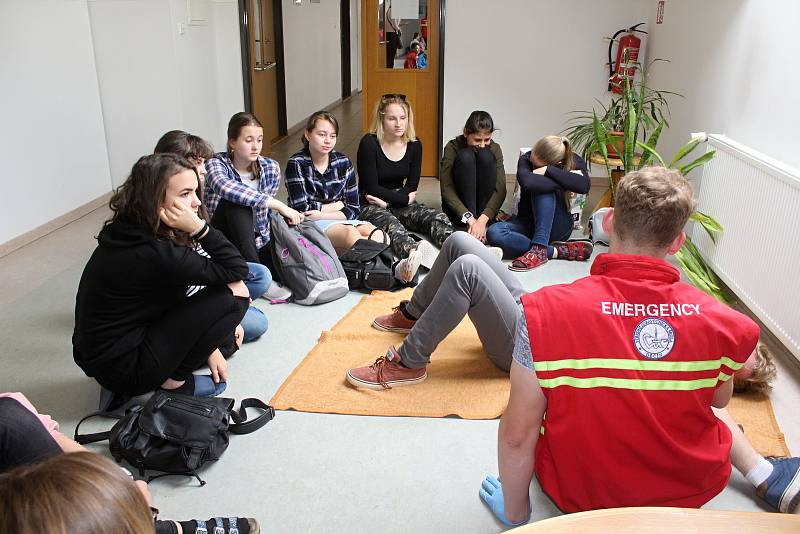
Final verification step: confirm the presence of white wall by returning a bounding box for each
[282,0,342,128]
[210,1,247,139]
[644,0,800,170]
[1,0,245,245]
[443,0,649,172]
[0,1,111,244]
[88,0,243,186]
[351,0,362,92]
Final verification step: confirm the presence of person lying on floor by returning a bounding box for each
[285,110,424,284]
[73,154,249,402]
[155,130,269,341]
[0,393,259,533]
[477,166,800,526]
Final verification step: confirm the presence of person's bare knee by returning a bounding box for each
[227,280,250,299]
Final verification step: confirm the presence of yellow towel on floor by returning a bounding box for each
[270,288,509,419]
[270,289,790,456]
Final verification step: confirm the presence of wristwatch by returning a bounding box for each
[461,211,474,224]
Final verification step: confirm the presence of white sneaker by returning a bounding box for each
[263,281,292,301]
[487,246,504,261]
[415,240,439,269]
[395,247,422,283]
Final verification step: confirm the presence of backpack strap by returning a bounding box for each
[228,398,275,435]
[367,227,389,244]
[73,410,123,445]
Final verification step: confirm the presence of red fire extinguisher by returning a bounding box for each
[608,23,647,94]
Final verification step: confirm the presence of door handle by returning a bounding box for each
[254,62,277,71]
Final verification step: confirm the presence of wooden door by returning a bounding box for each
[248,0,280,153]
[362,0,440,176]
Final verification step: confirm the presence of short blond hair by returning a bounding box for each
[614,166,696,249]
[370,95,417,144]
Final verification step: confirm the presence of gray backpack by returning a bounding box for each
[269,216,349,305]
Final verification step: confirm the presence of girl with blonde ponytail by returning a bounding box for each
[487,135,592,271]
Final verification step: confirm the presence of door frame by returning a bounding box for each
[340,0,351,99]
[437,0,446,175]
[238,0,288,137]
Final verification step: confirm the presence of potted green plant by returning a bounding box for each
[563,58,679,173]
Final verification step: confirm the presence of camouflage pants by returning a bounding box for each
[360,203,454,259]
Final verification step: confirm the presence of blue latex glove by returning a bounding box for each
[479,475,531,528]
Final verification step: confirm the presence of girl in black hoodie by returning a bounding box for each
[73,154,250,399]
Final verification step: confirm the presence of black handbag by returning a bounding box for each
[339,228,396,290]
[75,391,275,485]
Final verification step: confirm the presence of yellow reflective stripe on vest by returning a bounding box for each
[533,357,743,373]
[537,371,733,391]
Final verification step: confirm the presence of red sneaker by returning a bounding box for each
[509,245,548,272]
[372,300,416,333]
[346,346,427,390]
[553,240,593,261]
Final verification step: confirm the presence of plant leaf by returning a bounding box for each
[679,150,716,176]
[635,141,666,167]
[690,210,723,244]
[668,137,702,168]
[623,101,636,173]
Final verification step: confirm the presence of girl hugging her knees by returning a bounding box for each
[439,110,507,245]
[486,135,593,271]
[285,111,420,284]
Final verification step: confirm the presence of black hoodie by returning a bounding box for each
[72,218,248,376]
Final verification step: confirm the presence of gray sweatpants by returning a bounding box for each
[399,232,526,371]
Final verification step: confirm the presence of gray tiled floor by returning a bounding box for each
[1,96,799,532]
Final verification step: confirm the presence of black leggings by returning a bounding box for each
[210,199,278,280]
[95,286,248,397]
[0,397,62,474]
[445,147,497,225]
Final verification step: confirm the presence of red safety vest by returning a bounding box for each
[522,253,759,513]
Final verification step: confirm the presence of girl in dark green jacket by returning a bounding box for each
[439,111,506,242]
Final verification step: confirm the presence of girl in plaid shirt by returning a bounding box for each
[286,111,422,283]
[204,113,303,270]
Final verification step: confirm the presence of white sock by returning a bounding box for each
[394,259,406,282]
[745,457,774,487]
[551,247,558,259]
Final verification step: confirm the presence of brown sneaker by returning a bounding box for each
[372,300,416,333]
[346,346,427,390]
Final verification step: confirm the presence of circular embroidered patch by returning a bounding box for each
[633,317,675,360]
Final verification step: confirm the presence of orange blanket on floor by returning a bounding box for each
[270,290,790,456]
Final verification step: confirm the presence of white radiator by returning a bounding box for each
[692,134,800,361]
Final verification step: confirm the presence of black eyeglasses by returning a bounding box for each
[150,507,160,521]
[381,93,407,102]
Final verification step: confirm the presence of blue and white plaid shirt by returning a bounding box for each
[204,152,281,248]
[285,148,360,220]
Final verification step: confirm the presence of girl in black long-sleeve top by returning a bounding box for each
[356,95,452,273]
[487,135,593,270]
[73,154,250,401]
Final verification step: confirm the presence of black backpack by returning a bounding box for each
[339,229,396,290]
[75,391,274,485]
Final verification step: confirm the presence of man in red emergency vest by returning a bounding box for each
[480,167,800,525]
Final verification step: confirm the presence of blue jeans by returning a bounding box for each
[241,262,271,343]
[486,192,573,258]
